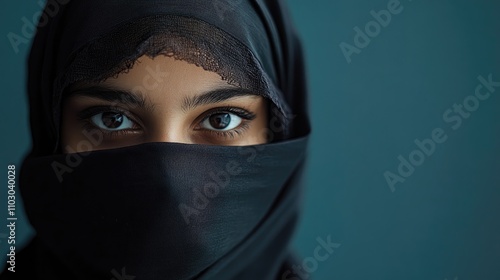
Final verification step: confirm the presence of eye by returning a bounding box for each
[90,112,135,131]
[201,112,243,131]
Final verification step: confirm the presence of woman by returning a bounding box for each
[2,0,310,279]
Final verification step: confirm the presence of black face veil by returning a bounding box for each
[10,0,311,279]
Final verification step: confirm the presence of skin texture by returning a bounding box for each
[60,55,268,152]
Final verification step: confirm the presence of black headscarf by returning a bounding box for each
[3,0,310,279]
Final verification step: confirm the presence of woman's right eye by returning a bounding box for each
[90,112,136,131]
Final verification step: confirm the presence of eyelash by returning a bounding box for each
[77,105,256,140]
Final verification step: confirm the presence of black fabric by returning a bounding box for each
[2,0,311,279]
[18,140,308,279]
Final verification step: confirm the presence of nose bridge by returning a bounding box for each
[147,117,193,144]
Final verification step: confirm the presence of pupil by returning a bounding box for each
[209,113,231,129]
[102,112,124,128]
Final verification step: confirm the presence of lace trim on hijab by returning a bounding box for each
[54,15,290,139]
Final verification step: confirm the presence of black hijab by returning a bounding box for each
[3,0,310,279]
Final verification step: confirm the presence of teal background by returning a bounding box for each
[1,0,499,279]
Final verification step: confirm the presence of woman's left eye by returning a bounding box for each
[90,112,135,131]
[200,113,243,131]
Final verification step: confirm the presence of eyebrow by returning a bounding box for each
[66,86,149,109]
[181,87,259,112]
[66,85,260,112]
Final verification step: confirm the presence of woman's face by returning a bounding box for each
[61,55,268,152]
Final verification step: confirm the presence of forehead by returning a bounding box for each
[101,55,229,102]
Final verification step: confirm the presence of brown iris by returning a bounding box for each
[101,112,124,129]
[209,113,231,129]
